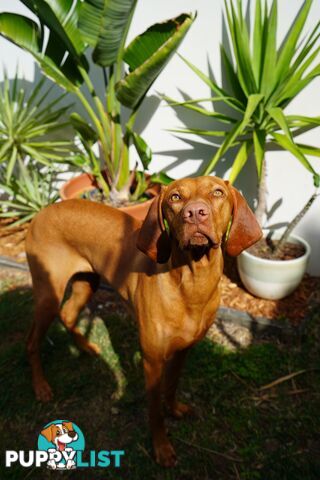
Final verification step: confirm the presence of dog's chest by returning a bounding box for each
[134,270,221,355]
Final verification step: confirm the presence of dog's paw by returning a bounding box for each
[166,401,195,419]
[34,379,53,402]
[154,441,177,468]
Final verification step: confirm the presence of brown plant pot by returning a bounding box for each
[59,172,159,221]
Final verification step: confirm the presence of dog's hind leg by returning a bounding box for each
[27,272,67,402]
[60,272,101,355]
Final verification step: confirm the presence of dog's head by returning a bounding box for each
[137,176,262,263]
[41,422,78,451]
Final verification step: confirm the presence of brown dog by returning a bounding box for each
[26,176,261,467]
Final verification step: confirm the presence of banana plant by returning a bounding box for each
[0,1,194,203]
[164,0,320,225]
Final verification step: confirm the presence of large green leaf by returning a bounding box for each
[203,121,243,175]
[291,143,320,158]
[260,0,277,95]
[271,132,318,175]
[243,94,264,124]
[252,0,263,85]
[168,128,228,138]
[177,54,245,113]
[0,13,80,91]
[253,129,266,179]
[220,44,246,104]
[275,0,312,84]
[131,132,152,169]
[229,140,252,184]
[161,94,237,124]
[225,0,257,95]
[286,115,320,127]
[272,46,320,107]
[70,112,98,144]
[21,0,86,58]
[202,94,264,175]
[116,13,194,109]
[267,106,293,140]
[150,172,174,186]
[0,13,40,53]
[79,0,137,66]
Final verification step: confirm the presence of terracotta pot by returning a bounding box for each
[60,172,97,200]
[59,172,158,221]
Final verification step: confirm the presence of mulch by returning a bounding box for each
[221,256,320,326]
[1,220,319,326]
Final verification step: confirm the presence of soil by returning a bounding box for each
[80,188,145,208]
[1,220,319,326]
[248,237,306,261]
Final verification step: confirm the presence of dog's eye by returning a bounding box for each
[213,189,224,197]
[170,193,181,202]
[56,430,61,436]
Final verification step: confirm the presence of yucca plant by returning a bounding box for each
[0,73,73,182]
[0,1,194,204]
[0,162,59,226]
[165,0,320,253]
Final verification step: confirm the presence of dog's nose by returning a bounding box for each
[182,202,209,224]
[68,430,76,438]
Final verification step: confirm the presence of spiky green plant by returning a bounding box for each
[0,73,73,182]
[0,162,59,226]
[165,0,320,230]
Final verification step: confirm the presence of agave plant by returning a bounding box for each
[0,1,194,204]
[165,0,320,226]
[0,162,59,226]
[0,72,73,182]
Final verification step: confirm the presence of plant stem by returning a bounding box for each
[255,158,268,226]
[87,148,110,197]
[78,67,113,168]
[273,189,319,256]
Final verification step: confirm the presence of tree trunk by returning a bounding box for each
[254,159,268,227]
[271,190,319,257]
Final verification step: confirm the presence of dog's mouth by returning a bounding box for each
[185,229,220,249]
[189,232,210,246]
[57,440,66,451]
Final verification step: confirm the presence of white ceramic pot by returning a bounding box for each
[237,233,311,300]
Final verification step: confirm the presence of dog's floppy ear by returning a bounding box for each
[136,188,171,263]
[41,424,54,443]
[62,421,73,431]
[225,184,262,256]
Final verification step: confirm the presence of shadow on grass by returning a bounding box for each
[0,285,320,480]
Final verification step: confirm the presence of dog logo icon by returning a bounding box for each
[38,420,84,470]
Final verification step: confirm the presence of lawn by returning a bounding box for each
[0,274,320,480]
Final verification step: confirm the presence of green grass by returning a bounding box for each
[0,279,320,479]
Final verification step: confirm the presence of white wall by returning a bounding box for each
[0,0,319,274]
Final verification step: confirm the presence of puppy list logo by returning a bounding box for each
[5,420,124,470]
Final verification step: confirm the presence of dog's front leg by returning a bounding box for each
[143,357,176,467]
[164,348,194,418]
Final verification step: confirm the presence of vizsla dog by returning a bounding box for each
[26,176,261,467]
